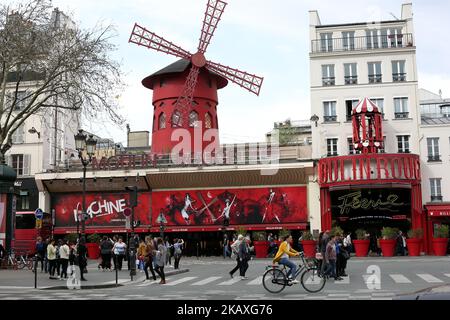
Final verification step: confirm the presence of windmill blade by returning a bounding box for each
[172,65,201,127]
[129,23,192,60]
[198,0,228,53]
[206,61,264,96]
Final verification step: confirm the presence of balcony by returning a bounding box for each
[395,112,409,119]
[428,155,442,162]
[323,115,338,123]
[431,195,443,202]
[369,75,382,83]
[312,34,414,53]
[344,76,358,85]
[322,77,335,86]
[393,73,407,82]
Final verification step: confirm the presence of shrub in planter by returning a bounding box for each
[278,229,291,240]
[86,234,101,259]
[301,231,317,258]
[235,227,247,237]
[380,227,397,257]
[353,229,370,257]
[65,233,78,244]
[406,229,423,257]
[252,231,268,258]
[330,226,344,237]
[432,225,449,256]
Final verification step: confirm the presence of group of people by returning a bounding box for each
[318,230,351,281]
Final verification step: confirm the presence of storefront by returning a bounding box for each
[425,204,450,255]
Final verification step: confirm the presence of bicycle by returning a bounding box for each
[0,251,19,270]
[262,252,326,294]
[16,252,34,270]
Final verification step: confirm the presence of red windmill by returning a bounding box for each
[129,0,264,157]
[352,98,384,154]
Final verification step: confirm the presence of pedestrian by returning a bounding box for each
[144,236,157,281]
[35,237,45,272]
[267,233,276,257]
[164,237,172,267]
[238,236,252,280]
[77,237,88,281]
[43,238,49,273]
[324,235,343,281]
[229,234,243,278]
[154,238,167,284]
[222,234,231,259]
[0,241,5,260]
[319,230,330,273]
[59,239,70,280]
[47,239,57,279]
[100,236,113,271]
[137,239,146,272]
[298,232,304,253]
[396,231,406,256]
[343,232,353,254]
[336,234,349,277]
[55,239,62,278]
[113,237,127,271]
[68,241,76,276]
[173,238,184,269]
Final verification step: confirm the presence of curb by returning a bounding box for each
[39,268,190,290]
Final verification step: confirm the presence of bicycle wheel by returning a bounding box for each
[26,259,34,270]
[262,268,286,294]
[300,267,326,293]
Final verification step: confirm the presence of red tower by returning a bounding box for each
[352,98,384,154]
[129,0,263,158]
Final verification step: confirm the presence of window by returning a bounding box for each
[397,135,410,153]
[11,123,25,144]
[18,191,30,211]
[394,98,409,119]
[368,62,382,83]
[171,110,182,127]
[441,105,450,117]
[320,33,333,52]
[348,138,359,155]
[346,100,359,121]
[427,138,440,162]
[370,98,385,118]
[344,63,357,85]
[15,214,35,230]
[9,154,31,176]
[189,111,199,127]
[158,113,166,129]
[388,28,403,48]
[327,139,338,156]
[14,91,28,111]
[323,101,337,122]
[322,65,335,86]
[366,30,379,49]
[205,112,212,129]
[342,31,355,50]
[430,178,442,202]
[378,136,386,153]
[392,60,406,82]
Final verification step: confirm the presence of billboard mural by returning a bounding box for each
[52,193,151,228]
[152,186,308,226]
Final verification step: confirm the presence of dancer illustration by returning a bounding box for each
[214,195,236,223]
[262,189,281,223]
[181,193,197,224]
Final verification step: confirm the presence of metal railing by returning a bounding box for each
[369,75,382,83]
[322,77,335,86]
[395,112,409,119]
[324,115,337,122]
[393,73,407,82]
[344,76,358,85]
[428,155,441,162]
[312,34,414,53]
[431,195,443,202]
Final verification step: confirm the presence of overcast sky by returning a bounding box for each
[14,0,450,145]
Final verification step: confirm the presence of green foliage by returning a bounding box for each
[87,233,101,243]
[252,231,266,241]
[235,226,247,237]
[278,229,291,239]
[330,226,344,237]
[301,231,314,241]
[65,233,78,244]
[435,225,449,239]
[355,229,368,240]
[381,227,397,240]
[407,228,423,239]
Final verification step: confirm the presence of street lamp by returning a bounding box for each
[310,114,320,128]
[74,129,97,241]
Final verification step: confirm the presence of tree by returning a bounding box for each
[0,0,124,163]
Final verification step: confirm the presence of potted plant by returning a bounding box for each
[65,233,78,245]
[353,229,370,257]
[379,227,398,257]
[301,231,317,258]
[432,225,449,256]
[86,233,102,259]
[406,228,423,257]
[330,226,344,237]
[252,231,268,258]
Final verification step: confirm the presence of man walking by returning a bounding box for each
[229,235,243,278]
[238,236,252,280]
[324,235,343,281]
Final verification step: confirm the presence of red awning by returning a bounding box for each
[426,205,450,217]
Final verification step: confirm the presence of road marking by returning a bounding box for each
[165,276,198,286]
[217,278,242,286]
[417,274,444,283]
[247,276,263,285]
[191,277,222,286]
[137,280,159,287]
[444,274,450,278]
[87,294,108,297]
[389,274,412,284]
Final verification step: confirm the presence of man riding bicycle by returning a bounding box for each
[273,235,300,284]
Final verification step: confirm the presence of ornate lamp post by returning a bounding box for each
[74,130,97,241]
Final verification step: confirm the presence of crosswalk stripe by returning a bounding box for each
[165,277,198,286]
[389,274,412,284]
[191,277,223,286]
[218,278,242,285]
[444,274,450,278]
[247,276,263,285]
[417,274,443,283]
[137,280,159,287]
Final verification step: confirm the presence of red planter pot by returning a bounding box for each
[406,239,422,257]
[86,243,100,259]
[301,240,317,258]
[379,239,396,257]
[253,241,269,258]
[432,238,449,256]
[353,240,370,257]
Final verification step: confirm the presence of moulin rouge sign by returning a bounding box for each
[318,154,421,186]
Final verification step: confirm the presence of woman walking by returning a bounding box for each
[100,236,113,271]
[59,239,70,280]
[144,236,157,281]
[229,235,243,278]
[173,238,184,270]
[154,238,167,284]
[77,238,88,281]
[113,237,127,271]
[47,239,57,279]
[238,236,252,280]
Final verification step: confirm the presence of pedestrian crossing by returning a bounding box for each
[131,272,450,288]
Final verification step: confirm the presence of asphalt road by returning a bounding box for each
[1,256,449,300]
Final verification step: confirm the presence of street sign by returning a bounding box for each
[156,212,167,224]
[34,208,43,220]
[123,207,132,217]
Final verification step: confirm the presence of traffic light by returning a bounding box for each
[125,186,138,207]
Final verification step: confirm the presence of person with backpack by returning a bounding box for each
[113,237,127,271]
[229,234,243,278]
[173,238,184,270]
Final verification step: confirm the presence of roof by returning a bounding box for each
[316,20,406,29]
[142,59,228,90]
[421,116,450,126]
[352,98,381,115]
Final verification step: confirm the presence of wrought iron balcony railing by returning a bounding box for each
[324,115,338,122]
[344,76,358,85]
[369,74,382,83]
[431,195,443,202]
[393,73,407,82]
[395,112,409,119]
[312,34,414,53]
[428,155,442,162]
[322,77,335,86]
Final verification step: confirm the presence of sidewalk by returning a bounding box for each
[0,260,189,290]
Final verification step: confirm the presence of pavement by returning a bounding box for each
[0,255,449,300]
